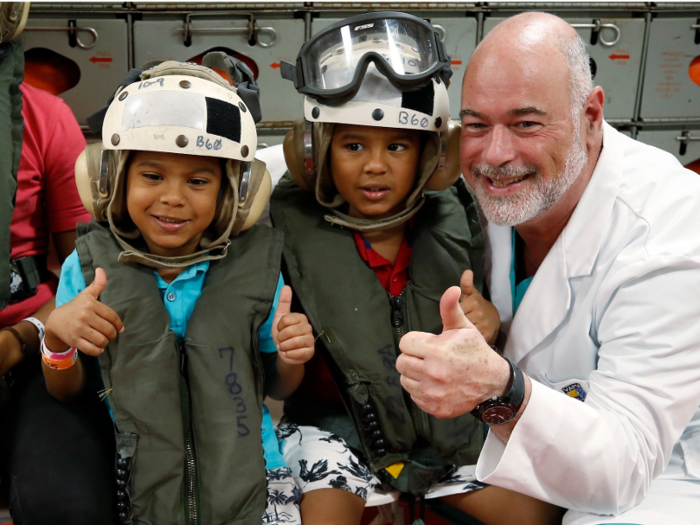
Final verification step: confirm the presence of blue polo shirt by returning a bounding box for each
[56,249,287,471]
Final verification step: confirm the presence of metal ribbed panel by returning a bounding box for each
[637,127,700,163]
[131,0,304,10]
[311,0,477,11]
[133,13,305,125]
[22,16,130,126]
[30,0,127,11]
[641,118,700,124]
[639,17,700,120]
[650,0,700,9]
[484,0,647,9]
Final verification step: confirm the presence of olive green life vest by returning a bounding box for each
[0,40,24,308]
[75,220,283,525]
[270,174,486,495]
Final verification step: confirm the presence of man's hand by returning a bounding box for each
[396,286,511,418]
[44,268,124,356]
[459,270,501,345]
[272,285,314,365]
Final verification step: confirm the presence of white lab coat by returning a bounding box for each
[476,122,700,524]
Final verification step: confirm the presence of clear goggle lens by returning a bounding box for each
[304,17,438,91]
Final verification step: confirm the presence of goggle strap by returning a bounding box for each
[303,121,314,175]
[280,60,297,85]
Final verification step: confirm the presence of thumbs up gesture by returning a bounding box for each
[395,286,511,418]
[459,270,501,345]
[45,268,125,356]
[271,285,315,365]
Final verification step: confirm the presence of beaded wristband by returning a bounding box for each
[41,338,78,370]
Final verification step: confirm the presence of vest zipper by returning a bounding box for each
[389,292,431,443]
[178,340,199,525]
[390,293,406,341]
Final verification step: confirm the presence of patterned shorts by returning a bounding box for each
[276,423,487,507]
[263,467,302,525]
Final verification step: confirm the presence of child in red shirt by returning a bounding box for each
[266,11,560,525]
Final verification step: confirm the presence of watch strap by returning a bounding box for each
[471,357,525,424]
[505,358,525,410]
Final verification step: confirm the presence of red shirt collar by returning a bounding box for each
[352,224,413,297]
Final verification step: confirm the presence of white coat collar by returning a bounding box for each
[562,121,624,278]
[490,122,625,363]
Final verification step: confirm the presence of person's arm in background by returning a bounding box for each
[0,297,54,376]
[0,231,78,376]
[1,87,89,377]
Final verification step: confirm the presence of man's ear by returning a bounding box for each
[583,86,605,131]
[581,86,604,150]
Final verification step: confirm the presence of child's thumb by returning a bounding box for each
[440,286,476,332]
[459,270,478,298]
[84,267,108,300]
[276,285,293,317]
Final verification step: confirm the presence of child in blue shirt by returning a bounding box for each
[42,60,312,524]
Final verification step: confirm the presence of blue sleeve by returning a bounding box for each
[258,274,284,354]
[55,249,87,308]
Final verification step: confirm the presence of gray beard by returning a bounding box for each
[469,135,588,226]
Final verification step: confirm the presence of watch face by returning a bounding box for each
[481,405,516,425]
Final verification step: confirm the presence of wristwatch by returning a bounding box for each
[470,357,525,426]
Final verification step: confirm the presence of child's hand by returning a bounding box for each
[459,269,500,346]
[272,285,315,365]
[45,268,124,356]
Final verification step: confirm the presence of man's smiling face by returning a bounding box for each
[459,33,588,226]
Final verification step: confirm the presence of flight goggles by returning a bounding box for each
[281,12,451,105]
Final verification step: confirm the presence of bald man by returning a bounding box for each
[397,12,700,524]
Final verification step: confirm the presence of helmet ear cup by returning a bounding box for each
[76,144,129,223]
[283,118,315,191]
[233,159,272,233]
[75,142,111,217]
[75,149,96,216]
[2,2,30,42]
[239,168,272,231]
[424,119,462,191]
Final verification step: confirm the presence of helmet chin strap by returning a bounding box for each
[114,235,232,270]
[323,195,426,233]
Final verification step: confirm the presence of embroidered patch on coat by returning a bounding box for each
[562,383,587,402]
